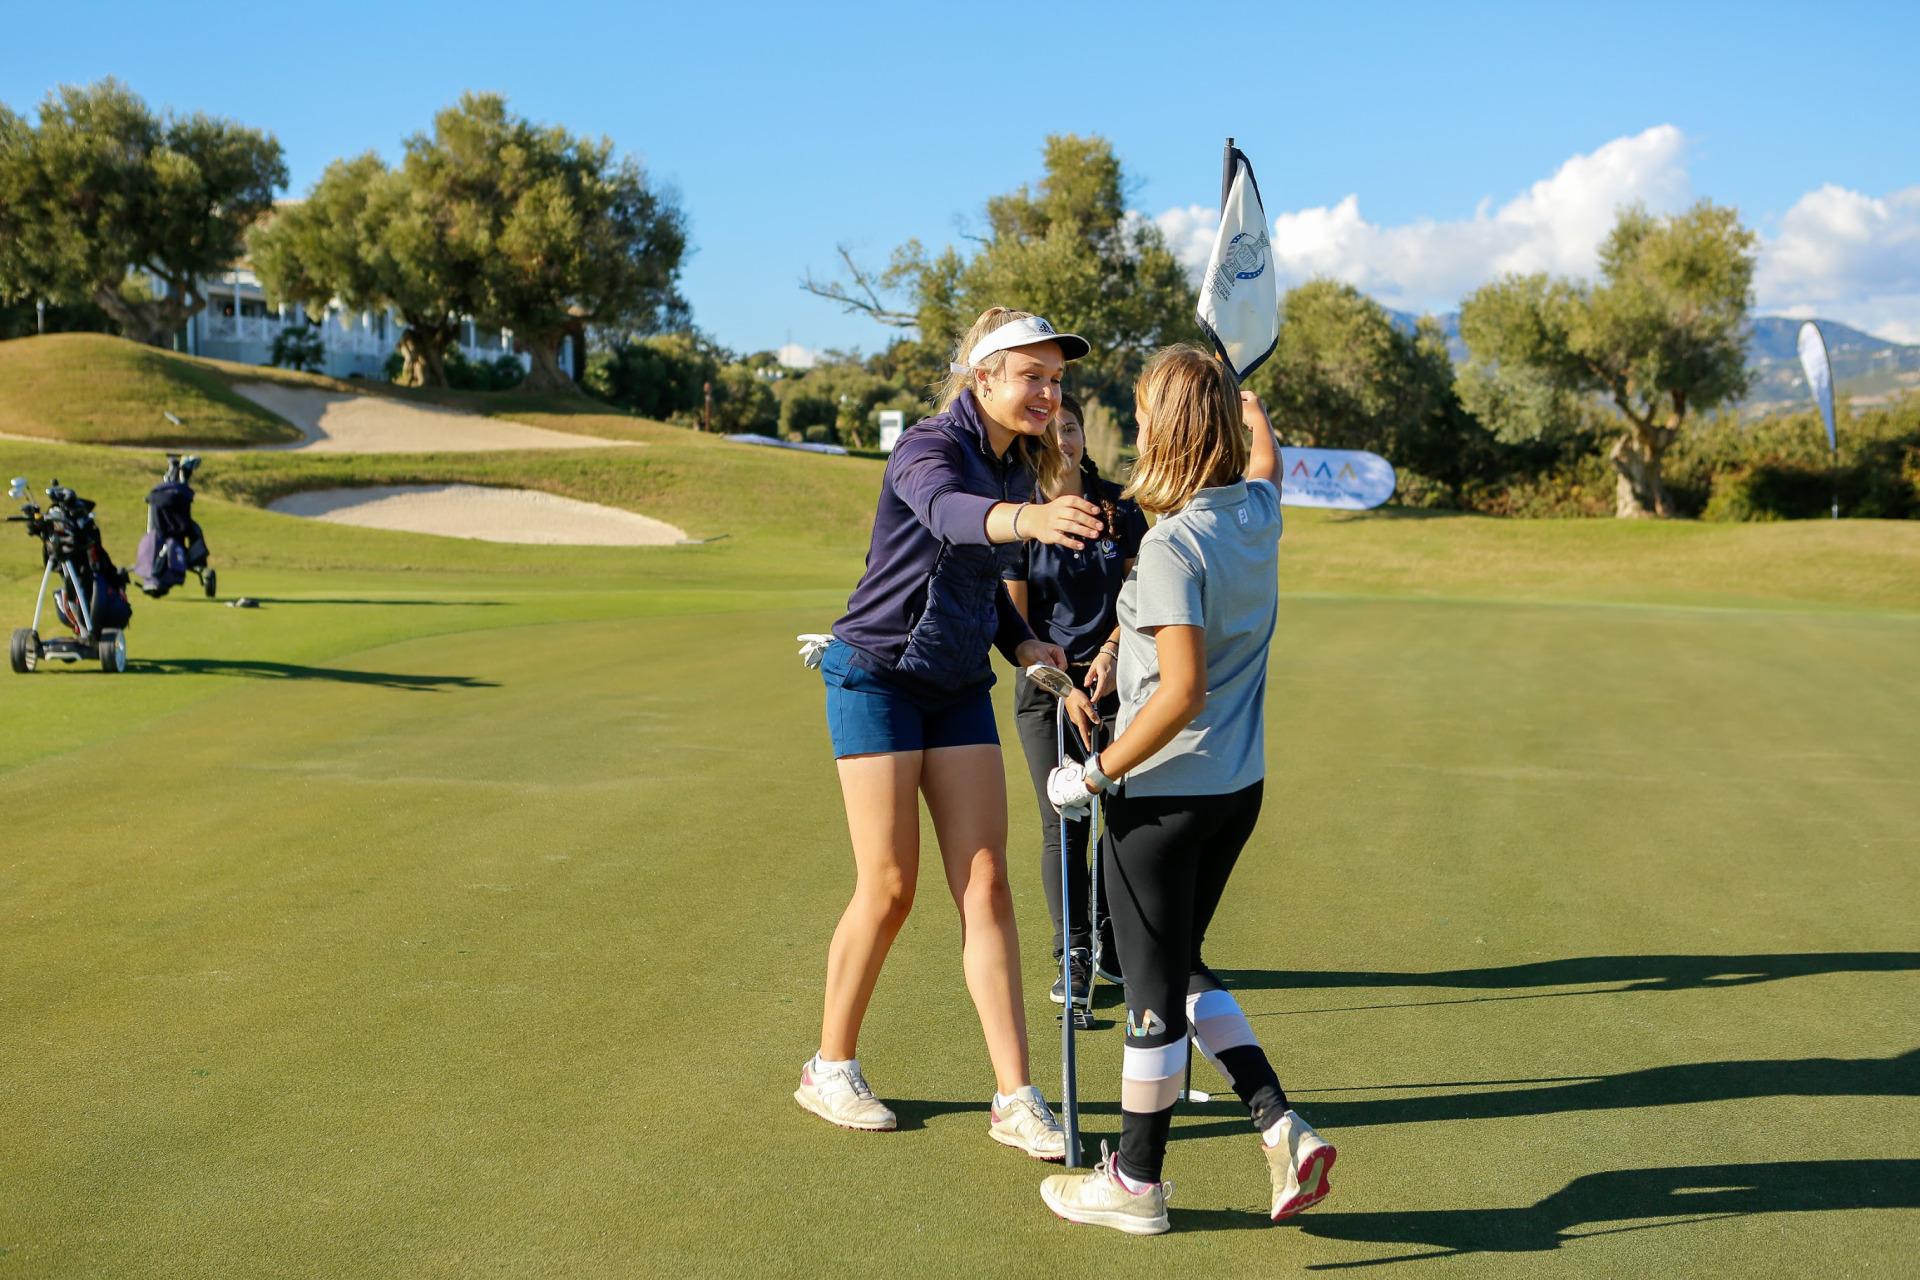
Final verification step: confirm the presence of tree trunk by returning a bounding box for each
[395,324,454,388]
[1608,395,1683,518]
[519,336,580,395]
[92,284,181,347]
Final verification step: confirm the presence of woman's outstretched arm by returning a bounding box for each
[1243,390,1279,487]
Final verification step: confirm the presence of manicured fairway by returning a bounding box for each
[1,440,1916,1276]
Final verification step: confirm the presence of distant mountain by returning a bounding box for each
[1744,317,1920,410]
[1380,305,1919,409]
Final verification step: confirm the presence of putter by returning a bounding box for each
[1026,663,1089,1167]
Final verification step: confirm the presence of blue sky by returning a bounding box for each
[6,1,1918,348]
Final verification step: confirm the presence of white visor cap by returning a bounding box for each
[965,315,1090,368]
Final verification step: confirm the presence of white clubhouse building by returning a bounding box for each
[178,265,553,381]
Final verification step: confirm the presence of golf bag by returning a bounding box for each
[135,454,215,599]
[9,476,133,673]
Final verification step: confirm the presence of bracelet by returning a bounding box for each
[1011,501,1030,539]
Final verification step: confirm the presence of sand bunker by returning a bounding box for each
[233,383,635,453]
[269,485,688,545]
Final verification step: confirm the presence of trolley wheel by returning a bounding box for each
[203,567,217,599]
[9,627,40,674]
[98,629,127,674]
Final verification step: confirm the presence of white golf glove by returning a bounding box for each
[1047,762,1096,816]
[797,633,833,669]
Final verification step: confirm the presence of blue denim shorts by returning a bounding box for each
[821,641,1000,758]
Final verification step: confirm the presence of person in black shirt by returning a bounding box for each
[1005,394,1150,1006]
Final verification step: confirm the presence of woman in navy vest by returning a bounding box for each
[795,308,1104,1162]
[1005,394,1149,1006]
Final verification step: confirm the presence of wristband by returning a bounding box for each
[1085,754,1115,793]
[1012,501,1030,539]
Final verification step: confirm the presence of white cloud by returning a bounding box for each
[1755,184,1920,342]
[776,342,820,369]
[1153,125,1691,315]
[1148,125,1920,343]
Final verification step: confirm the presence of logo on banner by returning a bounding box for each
[1277,446,1397,511]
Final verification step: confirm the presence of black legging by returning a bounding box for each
[1012,665,1117,957]
[1105,780,1290,1184]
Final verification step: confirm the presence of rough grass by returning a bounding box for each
[0,334,303,446]
[1,433,1917,1276]
[0,334,690,449]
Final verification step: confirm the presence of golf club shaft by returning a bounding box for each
[1056,697,1083,1167]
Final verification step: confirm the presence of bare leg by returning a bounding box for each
[921,744,1031,1096]
[819,751,922,1061]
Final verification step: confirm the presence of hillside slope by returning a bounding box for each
[0,334,303,446]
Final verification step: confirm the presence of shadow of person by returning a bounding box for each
[1317,1048,1919,1130]
[1289,1159,1920,1266]
[128,658,498,691]
[1214,952,1920,998]
[1160,1049,1920,1142]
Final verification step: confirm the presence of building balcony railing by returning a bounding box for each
[202,311,520,367]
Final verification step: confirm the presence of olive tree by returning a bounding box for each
[406,94,689,393]
[1246,279,1494,499]
[0,79,285,346]
[251,153,471,387]
[1458,201,1755,517]
[805,134,1196,408]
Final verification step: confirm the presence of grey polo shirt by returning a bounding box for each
[1113,478,1281,796]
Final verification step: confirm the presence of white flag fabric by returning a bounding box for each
[1278,447,1396,510]
[1796,321,1838,451]
[1197,153,1278,381]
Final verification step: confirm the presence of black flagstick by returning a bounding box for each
[1222,136,1237,212]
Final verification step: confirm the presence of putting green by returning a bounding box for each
[1,439,1916,1275]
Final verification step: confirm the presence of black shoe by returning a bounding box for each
[1049,948,1093,1008]
[1093,934,1123,985]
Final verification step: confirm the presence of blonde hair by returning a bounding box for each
[1123,344,1247,515]
[939,306,1066,495]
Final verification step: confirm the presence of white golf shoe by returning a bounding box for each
[989,1085,1067,1160]
[794,1057,896,1131]
[1039,1142,1171,1235]
[1265,1110,1336,1219]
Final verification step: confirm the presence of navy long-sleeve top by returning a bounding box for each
[833,390,1038,696]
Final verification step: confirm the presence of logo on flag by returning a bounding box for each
[1197,147,1279,381]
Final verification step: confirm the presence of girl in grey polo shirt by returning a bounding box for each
[1037,346,1338,1235]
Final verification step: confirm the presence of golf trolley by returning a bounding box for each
[134,454,216,599]
[8,477,134,674]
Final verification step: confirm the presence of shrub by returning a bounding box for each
[270,326,325,372]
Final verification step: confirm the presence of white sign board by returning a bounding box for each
[1278,447,1396,510]
[878,410,906,452]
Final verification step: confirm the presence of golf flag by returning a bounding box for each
[1278,447,1396,510]
[1796,321,1838,452]
[1197,142,1278,381]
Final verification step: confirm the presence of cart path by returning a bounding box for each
[232,384,638,453]
[268,484,688,545]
